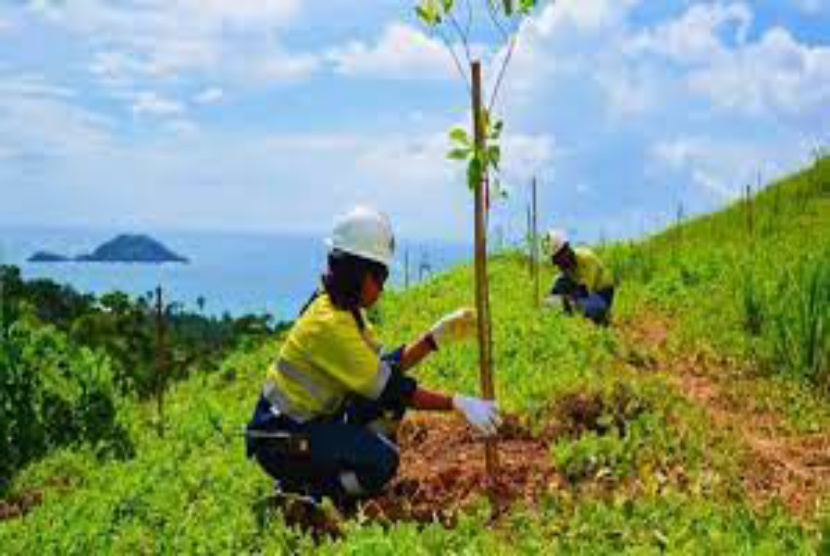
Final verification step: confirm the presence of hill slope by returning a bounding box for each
[1,157,828,553]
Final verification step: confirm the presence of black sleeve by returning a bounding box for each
[377,346,418,407]
[551,275,576,295]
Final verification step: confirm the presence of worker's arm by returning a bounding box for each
[409,386,453,410]
[399,308,478,372]
[399,332,438,371]
[410,387,501,436]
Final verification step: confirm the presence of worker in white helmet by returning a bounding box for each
[245,206,500,506]
[545,229,615,325]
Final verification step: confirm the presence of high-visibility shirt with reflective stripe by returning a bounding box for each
[267,293,390,419]
[568,247,614,292]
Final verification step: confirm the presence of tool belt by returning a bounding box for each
[245,428,311,457]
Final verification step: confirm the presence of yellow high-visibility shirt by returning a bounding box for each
[265,293,390,421]
[569,247,614,292]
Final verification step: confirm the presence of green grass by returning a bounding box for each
[2,157,830,553]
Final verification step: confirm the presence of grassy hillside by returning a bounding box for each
[1,156,828,553]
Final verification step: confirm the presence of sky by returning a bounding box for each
[0,0,828,243]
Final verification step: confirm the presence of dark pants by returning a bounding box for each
[553,276,615,325]
[246,396,401,503]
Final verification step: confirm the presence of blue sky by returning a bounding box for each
[0,0,828,243]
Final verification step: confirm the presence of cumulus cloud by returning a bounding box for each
[687,27,830,122]
[0,72,112,159]
[327,23,455,79]
[30,0,314,94]
[627,2,753,64]
[131,91,185,118]
[193,87,224,105]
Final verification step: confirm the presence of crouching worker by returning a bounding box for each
[545,229,615,325]
[245,206,501,506]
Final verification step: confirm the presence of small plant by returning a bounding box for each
[740,268,765,336]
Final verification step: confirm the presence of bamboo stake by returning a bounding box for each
[526,203,533,278]
[532,176,539,308]
[471,61,498,477]
[404,248,409,290]
[155,286,166,437]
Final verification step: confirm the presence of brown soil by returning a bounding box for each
[622,312,830,519]
[0,490,44,521]
[365,414,561,526]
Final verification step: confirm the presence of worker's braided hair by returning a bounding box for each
[321,249,387,330]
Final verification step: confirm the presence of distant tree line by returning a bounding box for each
[0,265,287,492]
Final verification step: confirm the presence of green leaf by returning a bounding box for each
[449,126,471,147]
[487,145,501,171]
[442,0,454,12]
[520,0,536,14]
[415,1,441,26]
[503,0,514,16]
[467,156,483,192]
[448,148,471,161]
[488,119,504,141]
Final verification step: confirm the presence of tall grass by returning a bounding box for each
[772,255,830,391]
[740,267,764,337]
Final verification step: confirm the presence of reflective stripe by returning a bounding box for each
[375,430,399,454]
[281,354,390,403]
[278,360,330,405]
[367,359,392,400]
[262,381,317,423]
[339,471,364,495]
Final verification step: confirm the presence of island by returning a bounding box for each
[27,251,70,263]
[27,234,189,264]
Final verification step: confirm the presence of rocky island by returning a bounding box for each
[28,234,188,264]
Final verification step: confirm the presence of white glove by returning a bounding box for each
[429,308,477,347]
[452,395,502,437]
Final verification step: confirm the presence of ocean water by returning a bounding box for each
[0,226,472,321]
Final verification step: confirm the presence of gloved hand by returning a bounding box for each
[452,395,501,437]
[429,308,477,348]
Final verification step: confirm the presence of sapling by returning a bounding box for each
[413,0,542,480]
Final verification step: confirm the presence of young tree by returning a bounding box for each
[414,0,541,479]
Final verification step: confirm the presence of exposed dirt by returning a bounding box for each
[364,414,561,526]
[622,312,830,519]
[0,490,44,521]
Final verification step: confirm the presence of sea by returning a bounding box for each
[0,226,473,322]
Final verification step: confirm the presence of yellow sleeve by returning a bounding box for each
[305,310,390,400]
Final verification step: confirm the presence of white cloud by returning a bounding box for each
[327,23,455,79]
[687,27,830,121]
[193,87,224,105]
[0,73,75,99]
[0,72,113,159]
[131,91,185,118]
[649,136,806,200]
[31,0,313,95]
[627,2,752,64]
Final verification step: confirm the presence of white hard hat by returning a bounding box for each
[545,229,568,257]
[326,206,395,267]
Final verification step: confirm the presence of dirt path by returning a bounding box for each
[621,312,830,518]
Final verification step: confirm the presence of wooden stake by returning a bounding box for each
[155,286,166,437]
[471,61,498,477]
[404,248,409,290]
[526,203,532,277]
[532,176,539,308]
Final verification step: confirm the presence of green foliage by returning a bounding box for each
[0,319,132,493]
[771,255,830,390]
[3,159,829,553]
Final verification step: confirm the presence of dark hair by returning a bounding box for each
[322,250,388,329]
